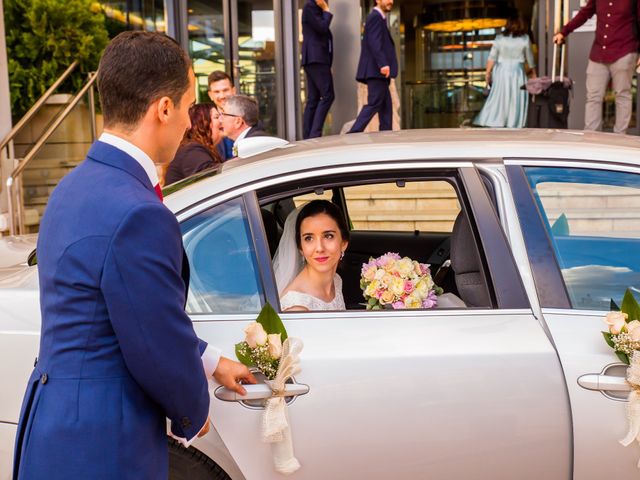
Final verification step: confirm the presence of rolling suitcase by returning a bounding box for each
[526,43,572,128]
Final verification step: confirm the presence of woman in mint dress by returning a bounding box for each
[474,17,536,128]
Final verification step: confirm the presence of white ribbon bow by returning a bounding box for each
[261,337,304,475]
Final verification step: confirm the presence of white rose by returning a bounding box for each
[604,311,628,335]
[267,333,283,359]
[374,268,386,280]
[244,322,268,348]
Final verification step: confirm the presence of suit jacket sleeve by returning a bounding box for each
[303,4,333,35]
[365,15,389,70]
[101,202,210,440]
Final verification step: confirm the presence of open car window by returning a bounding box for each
[260,171,494,311]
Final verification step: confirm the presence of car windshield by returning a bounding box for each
[162,167,220,197]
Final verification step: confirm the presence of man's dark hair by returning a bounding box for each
[97,31,192,129]
[208,70,233,86]
[224,95,259,127]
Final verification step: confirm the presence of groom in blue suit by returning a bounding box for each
[348,0,398,133]
[13,32,255,480]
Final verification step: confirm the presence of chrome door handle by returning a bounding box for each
[578,373,630,392]
[214,383,309,402]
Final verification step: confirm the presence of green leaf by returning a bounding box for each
[256,302,288,341]
[602,331,615,349]
[621,288,640,322]
[235,342,253,367]
[616,351,630,365]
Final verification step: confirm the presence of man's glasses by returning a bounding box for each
[220,112,241,118]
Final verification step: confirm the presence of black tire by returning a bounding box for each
[168,438,231,480]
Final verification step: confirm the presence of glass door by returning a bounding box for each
[229,0,279,135]
[186,0,279,136]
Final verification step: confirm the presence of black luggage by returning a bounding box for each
[526,44,572,129]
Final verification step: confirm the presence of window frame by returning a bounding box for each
[258,166,529,310]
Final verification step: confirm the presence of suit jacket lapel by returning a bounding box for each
[86,141,156,195]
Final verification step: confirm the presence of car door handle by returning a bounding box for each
[213,383,310,402]
[578,373,630,392]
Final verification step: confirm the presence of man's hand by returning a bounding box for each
[213,356,257,395]
[553,32,565,44]
[197,416,211,438]
[315,0,329,11]
[380,65,390,78]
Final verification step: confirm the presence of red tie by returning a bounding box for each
[154,183,163,202]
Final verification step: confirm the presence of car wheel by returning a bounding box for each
[168,438,231,480]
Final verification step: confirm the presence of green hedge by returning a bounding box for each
[5,0,109,120]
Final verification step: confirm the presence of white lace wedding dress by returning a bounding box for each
[280,274,345,311]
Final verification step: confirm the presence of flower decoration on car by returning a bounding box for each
[360,252,443,310]
[602,288,640,466]
[235,303,303,475]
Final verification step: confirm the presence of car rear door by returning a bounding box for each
[506,160,640,478]
[181,165,571,479]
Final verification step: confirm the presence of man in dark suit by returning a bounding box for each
[13,32,255,480]
[348,0,398,133]
[301,0,334,139]
[220,95,267,157]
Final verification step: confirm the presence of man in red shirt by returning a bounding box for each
[554,0,640,133]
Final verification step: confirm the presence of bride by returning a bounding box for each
[273,200,350,311]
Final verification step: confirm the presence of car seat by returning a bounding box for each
[449,211,491,307]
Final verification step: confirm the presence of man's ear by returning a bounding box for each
[207,90,215,102]
[156,96,173,124]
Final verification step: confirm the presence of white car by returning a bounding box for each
[1,129,640,480]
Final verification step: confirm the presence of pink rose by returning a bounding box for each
[404,280,414,294]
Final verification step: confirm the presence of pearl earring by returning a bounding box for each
[340,251,345,260]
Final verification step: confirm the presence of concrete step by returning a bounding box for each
[22,165,76,184]
[24,156,83,169]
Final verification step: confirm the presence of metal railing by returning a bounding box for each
[1,63,99,235]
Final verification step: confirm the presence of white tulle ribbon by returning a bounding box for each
[261,337,304,475]
[620,350,640,467]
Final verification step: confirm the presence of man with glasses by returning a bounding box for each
[220,95,267,157]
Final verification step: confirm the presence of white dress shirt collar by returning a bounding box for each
[99,132,159,186]
[374,6,386,19]
[233,126,252,147]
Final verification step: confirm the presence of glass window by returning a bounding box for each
[343,180,460,232]
[525,167,640,310]
[181,197,264,314]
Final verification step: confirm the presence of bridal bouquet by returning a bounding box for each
[360,252,442,310]
[235,303,303,475]
[602,288,640,466]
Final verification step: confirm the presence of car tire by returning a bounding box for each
[168,438,231,480]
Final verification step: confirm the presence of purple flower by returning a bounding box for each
[392,300,405,309]
[422,291,438,309]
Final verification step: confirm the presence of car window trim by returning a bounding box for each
[460,167,530,309]
[243,191,280,309]
[504,164,571,309]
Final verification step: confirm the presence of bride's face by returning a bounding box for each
[299,213,348,274]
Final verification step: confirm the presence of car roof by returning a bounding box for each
[165,128,640,214]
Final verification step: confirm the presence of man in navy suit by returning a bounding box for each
[13,32,255,480]
[348,0,398,133]
[301,0,334,139]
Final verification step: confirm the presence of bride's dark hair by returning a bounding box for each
[295,200,350,249]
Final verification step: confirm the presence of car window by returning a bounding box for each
[261,175,494,311]
[525,167,640,310]
[342,180,460,232]
[180,197,264,314]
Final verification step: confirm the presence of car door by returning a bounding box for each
[506,160,640,479]
[180,164,571,480]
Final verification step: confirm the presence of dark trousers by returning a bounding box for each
[348,77,392,133]
[303,63,335,139]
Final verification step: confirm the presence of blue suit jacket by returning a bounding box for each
[301,0,333,66]
[355,9,398,83]
[13,141,210,480]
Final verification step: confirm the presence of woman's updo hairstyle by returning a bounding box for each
[295,200,350,250]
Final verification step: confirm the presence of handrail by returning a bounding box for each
[5,70,99,235]
[0,60,79,153]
